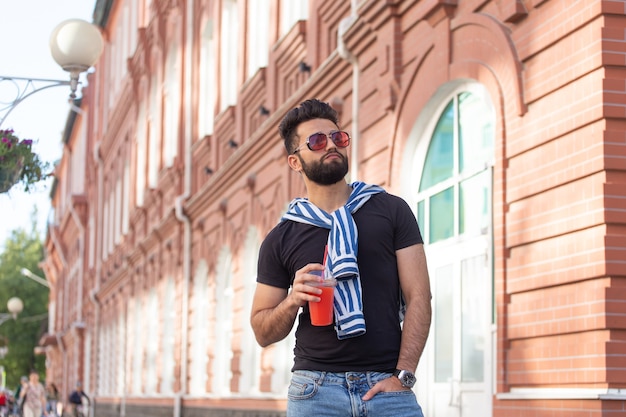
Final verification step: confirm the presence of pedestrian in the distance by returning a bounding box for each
[19,370,47,417]
[45,383,59,416]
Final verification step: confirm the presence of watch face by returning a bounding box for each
[404,372,416,386]
[400,370,416,387]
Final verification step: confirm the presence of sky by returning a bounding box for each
[0,0,97,250]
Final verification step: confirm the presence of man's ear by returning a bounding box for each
[287,154,302,172]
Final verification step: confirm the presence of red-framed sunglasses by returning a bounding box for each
[293,131,351,154]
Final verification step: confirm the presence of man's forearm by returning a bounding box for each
[396,297,432,372]
[252,297,300,347]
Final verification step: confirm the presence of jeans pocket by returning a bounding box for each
[287,372,319,400]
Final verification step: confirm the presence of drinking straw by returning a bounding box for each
[322,244,328,278]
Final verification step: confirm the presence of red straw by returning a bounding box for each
[322,244,328,278]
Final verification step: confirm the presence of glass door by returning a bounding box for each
[421,238,492,417]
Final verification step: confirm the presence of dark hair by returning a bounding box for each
[279,99,339,154]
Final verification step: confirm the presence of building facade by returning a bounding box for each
[41,0,626,416]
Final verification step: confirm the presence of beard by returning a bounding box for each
[299,152,349,185]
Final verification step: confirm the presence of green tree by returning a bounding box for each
[0,216,49,389]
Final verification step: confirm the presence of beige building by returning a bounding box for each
[41,0,626,416]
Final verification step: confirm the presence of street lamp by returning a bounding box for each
[0,268,48,327]
[0,297,24,327]
[0,18,104,128]
[21,268,50,288]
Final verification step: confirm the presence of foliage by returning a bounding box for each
[0,129,51,193]
[0,213,48,388]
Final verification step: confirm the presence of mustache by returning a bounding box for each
[322,151,346,161]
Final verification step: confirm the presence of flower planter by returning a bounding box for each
[0,166,23,193]
[0,129,49,193]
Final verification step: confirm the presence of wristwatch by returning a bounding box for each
[393,369,416,388]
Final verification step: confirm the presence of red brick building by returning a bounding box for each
[41,0,626,416]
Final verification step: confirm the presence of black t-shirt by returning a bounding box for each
[257,192,423,372]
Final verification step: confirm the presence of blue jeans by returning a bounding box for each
[287,370,424,417]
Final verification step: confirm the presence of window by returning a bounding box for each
[148,75,161,187]
[160,278,176,393]
[145,288,159,393]
[116,313,125,395]
[164,42,181,167]
[220,0,238,110]
[190,262,210,395]
[213,247,234,395]
[122,159,130,235]
[135,101,147,206]
[199,20,216,136]
[131,297,145,394]
[280,0,308,36]
[247,0,270,78]
[417,87,494,244]
[239,228,262,394]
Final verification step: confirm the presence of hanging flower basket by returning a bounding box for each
[0,161,23,193]
[0,129,51,193]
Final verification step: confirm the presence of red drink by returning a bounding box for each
[309,284,334,326]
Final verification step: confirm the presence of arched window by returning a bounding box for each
[160,277,176,393]
[239,227,262,394]
[190,261,210,395]
[213,247,234,395]
[417,88,494,244]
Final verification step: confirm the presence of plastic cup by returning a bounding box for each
[308,271,336,326]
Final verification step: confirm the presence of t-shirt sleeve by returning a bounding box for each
[257,225,291,289]
[392,194,424,250]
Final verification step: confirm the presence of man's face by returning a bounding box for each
[293,119,349,185]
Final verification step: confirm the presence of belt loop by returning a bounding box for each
[317,371,327,385]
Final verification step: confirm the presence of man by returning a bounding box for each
[251,99,432,417]
[68,382,89,417]
[13,376,27,416]
[19,370,47,417]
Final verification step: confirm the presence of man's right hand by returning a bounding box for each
[289,264,325,306]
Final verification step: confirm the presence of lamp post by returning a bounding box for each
[0,297,24,327]
[0,18,104,128]
[21,267,51,288]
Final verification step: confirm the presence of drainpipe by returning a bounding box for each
[173,0,194,416]
[338,1,360,181]
[90,141,104,413]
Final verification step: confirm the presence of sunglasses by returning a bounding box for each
[293,131,351,154]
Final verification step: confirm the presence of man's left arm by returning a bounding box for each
[394,243,432,373]
[363,243,432,399]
